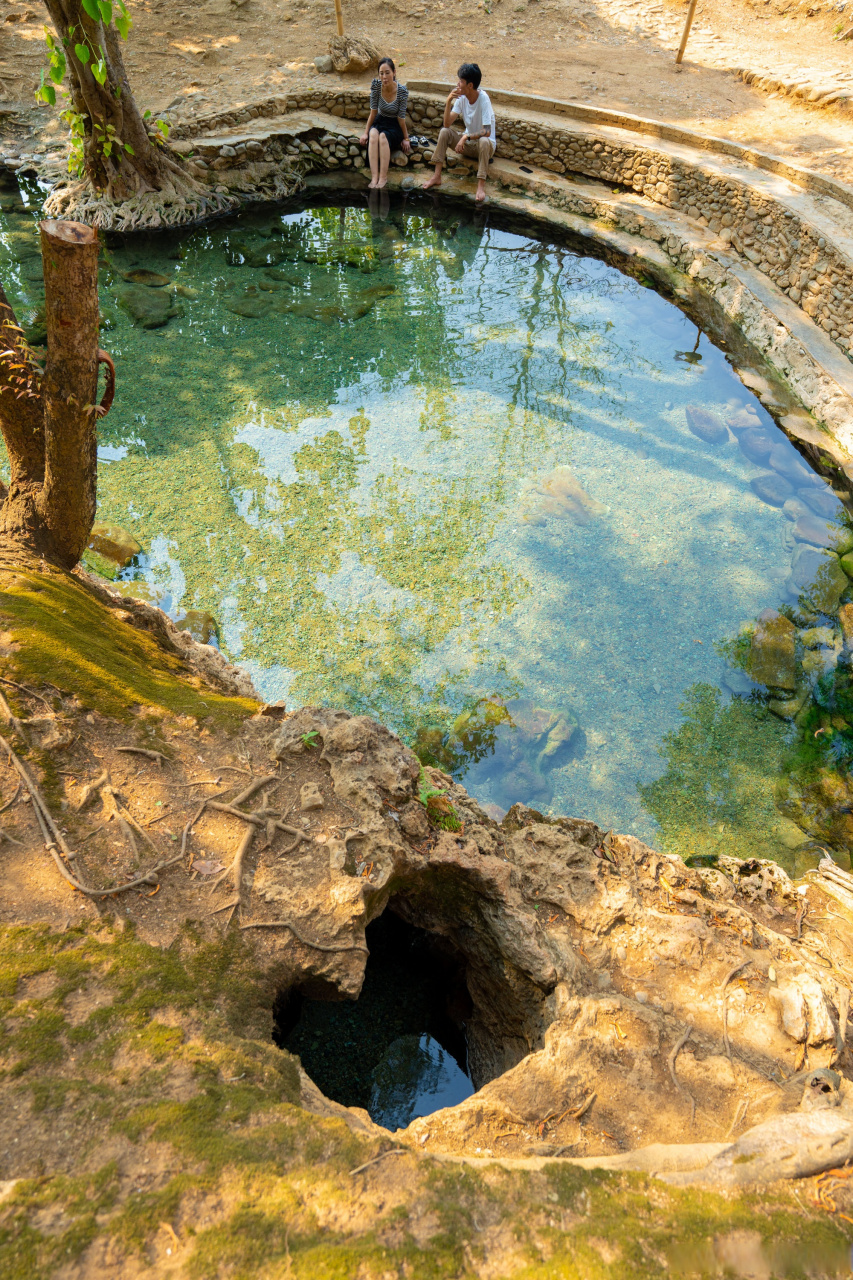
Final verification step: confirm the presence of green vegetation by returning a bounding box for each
[0,567,256,727]
[1,917,848,1279]
[638,683,793,863]
[417,766,462,832]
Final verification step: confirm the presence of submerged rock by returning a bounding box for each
[739,428,774,464]
[83,522,142,580]
[726,407,761,431]
[751,472,794,507]
[175,609,220,645]
[520,465,607,526]
[118,285,179,329]
[793,515,853,554]
[224,294,272,319]
[685,405,728,444]
[800,486,843,520]
[120,268,172,287]
[744,608,797,689]
[790,546,849,613]
[769,443,817,488]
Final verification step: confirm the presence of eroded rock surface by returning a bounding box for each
[220,705,853,1174]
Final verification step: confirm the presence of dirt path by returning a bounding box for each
[0,0,851,181]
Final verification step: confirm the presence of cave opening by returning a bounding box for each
[273,911,475,1131]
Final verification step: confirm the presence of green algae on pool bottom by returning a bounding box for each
[1,188,851,860]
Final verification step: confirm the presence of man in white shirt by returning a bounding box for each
[423,63,496,204]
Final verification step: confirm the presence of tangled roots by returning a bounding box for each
[42,158,309,232]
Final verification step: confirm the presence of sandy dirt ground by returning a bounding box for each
[1,0,852,184]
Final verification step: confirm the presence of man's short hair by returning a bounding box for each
[457,62,482,89]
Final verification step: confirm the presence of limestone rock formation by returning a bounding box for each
[329,35,379,74]
[234,705,853,1177]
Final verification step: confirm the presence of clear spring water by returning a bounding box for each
[1,184,843,858]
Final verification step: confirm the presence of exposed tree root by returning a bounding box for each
[0,731,182,899]
[42,168,238,232]
[41,157,309,232]
[240,918,370,953]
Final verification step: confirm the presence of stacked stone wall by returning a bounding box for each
[173,86,853,366]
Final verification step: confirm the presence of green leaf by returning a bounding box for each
[36,81,57,107]
[43,26,55,49]
[115,0,132,39]
[97,0,112,23]
[81,0,101,20]
[74,42,90,63]
[92,58,108,85]
[102,141,112,157]
[49,52,66,84]
[123,142,134,154]
[157,120,170,137]
[143,108,151,119]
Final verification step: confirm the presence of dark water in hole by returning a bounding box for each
[274,912,474,1129]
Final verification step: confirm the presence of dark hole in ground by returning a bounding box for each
[273,910,475,1130]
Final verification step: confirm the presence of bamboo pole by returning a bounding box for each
[676,0,698,64]
[333,0,344,37]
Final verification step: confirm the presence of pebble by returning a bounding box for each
[300,782,324,811]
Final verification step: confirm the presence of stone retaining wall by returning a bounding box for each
[174,86,853,371]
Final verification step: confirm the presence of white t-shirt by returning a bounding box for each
[452,89,496,147]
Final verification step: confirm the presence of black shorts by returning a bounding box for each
[371,115,404,151]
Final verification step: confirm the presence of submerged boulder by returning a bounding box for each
[751,472,794,507]
[743,608,797,690]
[118,285,179,329]
[685,405,728,444]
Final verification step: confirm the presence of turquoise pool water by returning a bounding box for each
[2,183,847,860]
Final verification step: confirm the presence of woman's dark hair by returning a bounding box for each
[378,56,396,75]
[457,62,482,89]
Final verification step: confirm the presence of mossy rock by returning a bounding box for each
[117,285,180,329]
[87,522,142,570]
[175,609,221,646]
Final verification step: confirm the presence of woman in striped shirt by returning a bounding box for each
[359,57,411,189]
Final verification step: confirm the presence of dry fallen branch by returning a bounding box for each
[349,1149,407,1177]
[116,746,168,766]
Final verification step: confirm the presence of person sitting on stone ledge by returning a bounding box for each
[359,56,412,189]
[423,63,496,204]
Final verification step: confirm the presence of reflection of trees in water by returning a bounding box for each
[638,683,792,864]
[53,202,674,734]
[369,1034,447,1132]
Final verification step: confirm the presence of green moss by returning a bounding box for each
[0,568,257,727]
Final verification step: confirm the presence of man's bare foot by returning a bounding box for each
[423,173,442,190]
[475,182,488,203]
[377,178,388,189]
[367,180,377,189]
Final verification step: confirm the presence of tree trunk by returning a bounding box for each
[0,220,108,568]
[42,0,181,201]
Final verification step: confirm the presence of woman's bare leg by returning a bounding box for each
[368,129,380,187]
[377,134,391,188]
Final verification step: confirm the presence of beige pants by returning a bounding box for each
[432,127,495,180]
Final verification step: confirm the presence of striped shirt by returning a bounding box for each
[370,78,408,119]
